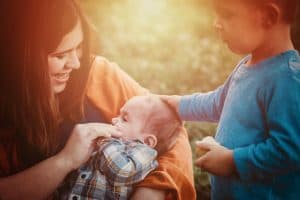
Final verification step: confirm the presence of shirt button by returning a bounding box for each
[81,173,87,179]
[72,195,78,200]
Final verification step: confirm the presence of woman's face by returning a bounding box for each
[48,22,83,94]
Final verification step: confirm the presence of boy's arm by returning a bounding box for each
[97,139,158,186]
[178,61,244,123]
[86,56,196,200]
[179,85,228,122]
[233,75,300,181]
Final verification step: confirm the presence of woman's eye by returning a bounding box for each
[55,54,66,59]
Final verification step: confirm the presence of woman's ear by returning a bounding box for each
[261,3,281,28]
[143,134,157,148]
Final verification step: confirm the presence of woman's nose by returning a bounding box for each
[66,51,80,69]
[213,19,223,31]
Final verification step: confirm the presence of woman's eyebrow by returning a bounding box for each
[50,41,83,56]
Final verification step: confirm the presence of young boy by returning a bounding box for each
[164,0,300,199]
[63,95,182,200]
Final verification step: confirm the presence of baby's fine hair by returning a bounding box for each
[143,97,182,155]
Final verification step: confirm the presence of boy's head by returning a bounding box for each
[112,95,182,155]
[212,0,298,54]
[250,0,298,23]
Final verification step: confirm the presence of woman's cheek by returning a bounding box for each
[48,58,65,74]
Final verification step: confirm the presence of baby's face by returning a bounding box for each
[112,96,155,140]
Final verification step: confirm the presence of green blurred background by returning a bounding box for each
[80,0,300,199]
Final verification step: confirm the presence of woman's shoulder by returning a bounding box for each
[85,55,148,121]
[90,56,120,75]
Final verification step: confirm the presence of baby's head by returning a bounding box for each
[211,0,298,54]
[112,95,182,155]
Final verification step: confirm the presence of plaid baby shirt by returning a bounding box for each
[66,138,158,200]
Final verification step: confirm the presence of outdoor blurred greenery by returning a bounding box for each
[80,0,300,199]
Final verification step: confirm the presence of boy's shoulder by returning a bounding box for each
[262,50,300,93]
[232,51,300,92]
[274,50,300,79]
[259,50,300,78]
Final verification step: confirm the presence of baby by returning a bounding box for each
[64,95,182,200]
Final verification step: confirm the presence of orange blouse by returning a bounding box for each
[0,56,196,200]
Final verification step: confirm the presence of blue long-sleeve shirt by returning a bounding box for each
[179,50,300,200]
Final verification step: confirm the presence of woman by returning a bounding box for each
[0,1,195,199]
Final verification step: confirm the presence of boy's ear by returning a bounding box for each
[144,134,157,148]
[261,3,281,28]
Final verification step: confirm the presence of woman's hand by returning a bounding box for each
[58,123,121,170]
[0,123,121,200]
[130,187,166,200]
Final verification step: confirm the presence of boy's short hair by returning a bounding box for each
[253,0,299,23]
[214,0,299,23]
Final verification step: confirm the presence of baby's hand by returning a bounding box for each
[195,137,236,177]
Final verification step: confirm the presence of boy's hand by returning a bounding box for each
[195,137,236,177]
[195,136,218,157]
[159,95,182,115]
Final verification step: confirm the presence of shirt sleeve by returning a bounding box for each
[233,74,300,181]
[178,59,245,123]
[179,85,228,122]
[97,139,158,186]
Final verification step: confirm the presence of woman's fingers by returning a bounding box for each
[61,122,123,169]
[85,123,122,138]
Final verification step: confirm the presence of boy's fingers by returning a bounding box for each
[195,154,207,169]
[202,136,214,142]
[195,141,212,151]
[201,136,219,145]
[158,94,170,100]
[159,95,180,106]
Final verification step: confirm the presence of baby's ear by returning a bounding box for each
[144,134,157,148]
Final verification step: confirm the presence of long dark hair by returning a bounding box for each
[0,0,92,167]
